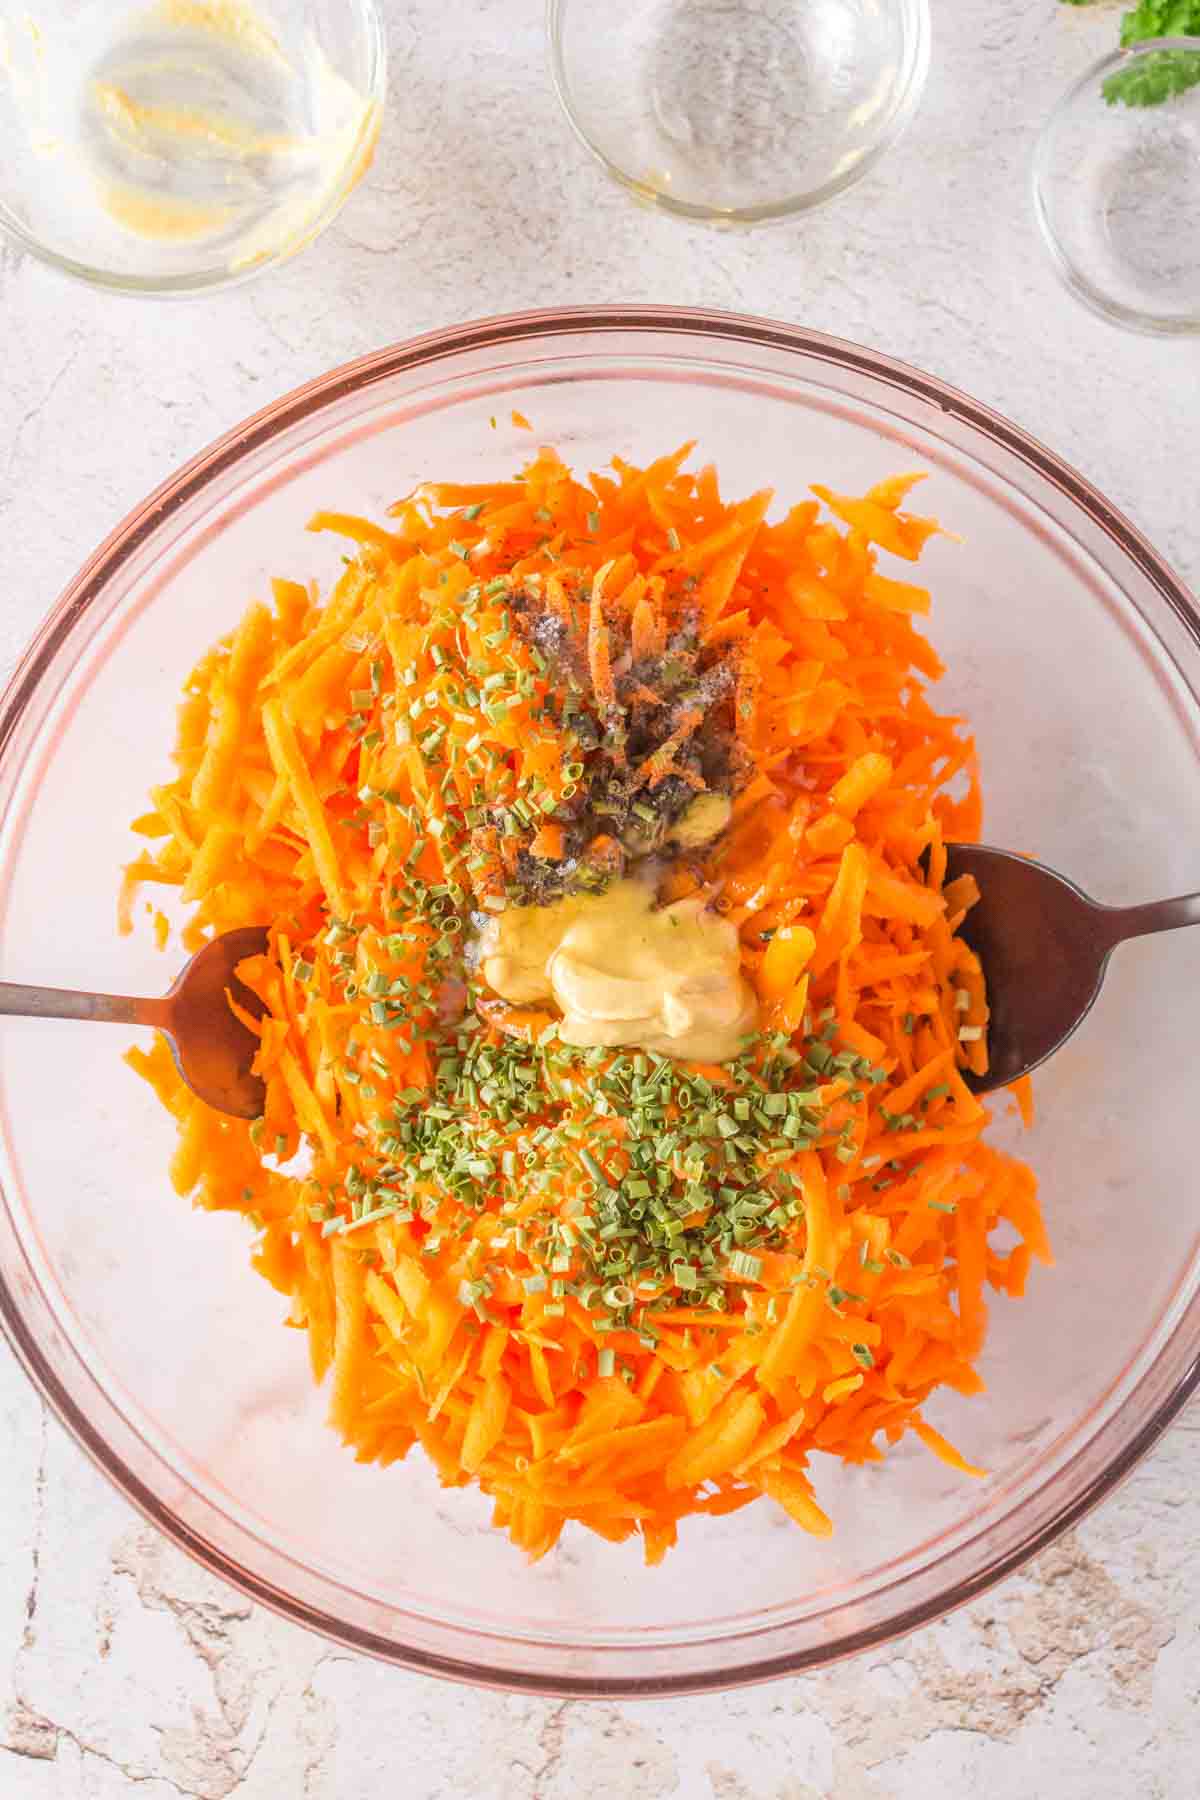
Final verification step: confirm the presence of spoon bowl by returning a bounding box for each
[0,924,269,1117]
[946,843,1200,1092]
[159,926,270,1116]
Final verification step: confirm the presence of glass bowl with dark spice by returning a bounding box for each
[547,0,931,224]
[0,308,1197,1695]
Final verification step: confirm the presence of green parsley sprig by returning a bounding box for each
[1062,0,1200,106]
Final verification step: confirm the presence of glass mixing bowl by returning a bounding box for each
[0,308,1197,1696]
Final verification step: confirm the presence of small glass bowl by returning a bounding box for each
[0,0,386,296]
[1033,38,1200,336]
[546,0,930,225]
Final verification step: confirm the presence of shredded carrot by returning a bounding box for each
[1009,1075,1035,1129]
[123,444,1046,1564]
[529,822,566,862]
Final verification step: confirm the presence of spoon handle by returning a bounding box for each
[0,981,169,1030]
[1102,891,1200,948]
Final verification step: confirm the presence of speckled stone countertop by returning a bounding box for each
[2,2,1198,1794]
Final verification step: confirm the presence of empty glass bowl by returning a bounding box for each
[1033,38,1200,335]
[2,309,1199,1694]
[546,0,930,223]
[0,0,385,294]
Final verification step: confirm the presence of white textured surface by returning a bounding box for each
[2,1,1199,1794]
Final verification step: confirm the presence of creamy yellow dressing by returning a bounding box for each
[667,791,732,848]
[153,0,289,65]
[478,879,758,1063]
[91,79,294,160]
[94,179,232,241]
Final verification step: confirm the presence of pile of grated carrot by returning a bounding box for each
[122,442,1049,1563]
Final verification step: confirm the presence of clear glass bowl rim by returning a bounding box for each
[1031,36,1200,338]
[544,0,933,223]
[0,304,1198,1697]
[0,0,388,297]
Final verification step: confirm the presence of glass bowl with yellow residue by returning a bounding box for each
[0,308,1198,1695]
[0,0,385,293]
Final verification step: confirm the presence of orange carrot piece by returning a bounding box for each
[530,823,566,861]
[912,1415,987,1478]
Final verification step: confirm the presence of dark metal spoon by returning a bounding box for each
[0,926,269,1117]
[946,844,1200,1093]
